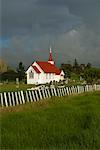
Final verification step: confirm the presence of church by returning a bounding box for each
[26,49,64,84]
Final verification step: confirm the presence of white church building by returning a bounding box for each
[26,49,64,84]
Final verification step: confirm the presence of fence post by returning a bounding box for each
[86,85,88,92]
[15,92,19,105]
[75,86,77,93]
[57,88,60,97]
[42,89,46,99]
[25,91,29,102]
[44,89,48,98]
[30,91,36,102]
[29,91,33,102]
[35,90,39,101]
[18,92,22,104]
[53,88,57,96]
[71,86,74,94]
[38,89,43,100]
[47,88,51,98]
[64,87,67,95]
[94,84,97,91]
[61,88,63,96]
[8,92,12,106]
[21,91,25,104]
[66,87,69,95]
[11,92,15,106]
[32,91,36,102]
[59,88,62,96]
[62,88,65,96]
[63,88,66,95]
[69,87,71,95]
[51,88,54,97]
[59,88,61,96]
[4,93,8,107]
[0,93,4,107]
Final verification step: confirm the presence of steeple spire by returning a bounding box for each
[48,47,53,61]
[50,46,52,53]
[48,47,54,64]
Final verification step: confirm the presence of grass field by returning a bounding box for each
[0,92,100,149]
[0,83,35,92]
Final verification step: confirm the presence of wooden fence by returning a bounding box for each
[0,84,100,107]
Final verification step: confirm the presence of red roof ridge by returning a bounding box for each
[36,61,61,75]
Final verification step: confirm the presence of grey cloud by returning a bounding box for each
[1,0,100,37]
[1,25,100,68]
[2,0,99,37]
[54,25,100,67]
[1,0,100,68]
[38,0,100,32]
[1,0,82,37]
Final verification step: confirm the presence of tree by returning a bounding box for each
[73,58,80,74]
[79,64,86,72]
[60,63,72,78]
[0,70,19,82]
[0,59,8,73]
[82,68,100,84]
[17,62,25,81]
[86,63,91,69]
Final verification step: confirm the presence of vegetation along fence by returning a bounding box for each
[0,84,100,107]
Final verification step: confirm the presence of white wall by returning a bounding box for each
[26,63,64,84]
[27,70,64,84]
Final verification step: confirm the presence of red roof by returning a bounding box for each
[36,61,61,75]
[32,66,41,73]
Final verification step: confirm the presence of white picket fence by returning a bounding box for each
[0,84,100,107]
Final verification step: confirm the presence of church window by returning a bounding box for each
[29,71,34,79]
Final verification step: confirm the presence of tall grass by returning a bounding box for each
[0,92,100,149]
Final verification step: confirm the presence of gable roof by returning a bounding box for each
[36,61,61,75]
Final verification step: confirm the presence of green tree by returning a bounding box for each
[0,70,19,82]
[17,62,25,81]
[73,58,80,74]
[60,63,72,78]
[82,68,100,84]
[79,64,86,72]
[86,63,92,69]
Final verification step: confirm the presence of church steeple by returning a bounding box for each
[48,47,54,65]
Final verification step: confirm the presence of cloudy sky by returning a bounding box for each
[0,0,100,68]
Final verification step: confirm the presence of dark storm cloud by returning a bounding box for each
[1,0,100,36]
[1,0,82,37]
[1,0,100,67]
[38,0,100,32]
[1,0,37,36]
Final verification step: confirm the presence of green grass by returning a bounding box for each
[0,92,100,149]
[0,83,35,92]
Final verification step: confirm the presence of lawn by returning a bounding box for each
[0,82,35,92]
[0,92,100,149]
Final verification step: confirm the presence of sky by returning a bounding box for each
[0,0,100,68]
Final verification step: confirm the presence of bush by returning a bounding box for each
[0,70,19,82]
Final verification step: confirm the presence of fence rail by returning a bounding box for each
[0,84,100,107]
